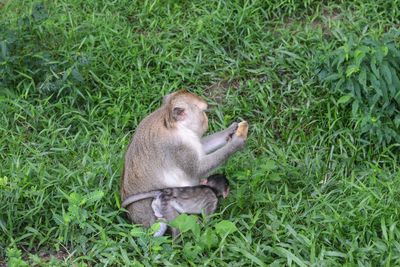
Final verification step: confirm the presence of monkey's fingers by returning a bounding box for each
[235,121,249,138]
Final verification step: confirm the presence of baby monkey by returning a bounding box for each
[121,174,229,237]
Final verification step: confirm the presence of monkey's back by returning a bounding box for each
[121,107,201,226]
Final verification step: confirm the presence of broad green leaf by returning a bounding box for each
[346,80,355,95]
[353,82,361,99]
[86,190,105,204]
[130,226,146,237]
[183,242,203,260]
[170,214,199,235]
[335,78,345,92]
[336,52,345,67]
[68,192,84,205]
[269,173,281,181]
[370,57,379,77]
[346,65,359,77]
[0,176,8,188]
[199,229,219,250]
[391,68,400,94]
[354,47,368,65]
[381,61,392,86]
[323,73,340,82]
[214,220,237,236]
[394,115,400,128]
[337,94,352,105]
[358,67,367,89]
[380,45,389,56]
[370,74,382,96]
[375,46,385,63]
[370,93,381,107]
[351,100,359,117]
[387,66,398,97]
[262,160,276,171]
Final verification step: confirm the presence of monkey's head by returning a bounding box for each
[163,90,209,136]
[201,174,230,198]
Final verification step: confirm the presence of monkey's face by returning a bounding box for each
[203,174,230,198]
[180,100,208,136]
[167,90,209,136]
[193,103,209,135]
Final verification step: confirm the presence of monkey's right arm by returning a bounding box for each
[201,122,238,154]
[199,121,248,176]
[198,134,246,177]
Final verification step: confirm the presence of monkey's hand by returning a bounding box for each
[226,122,239,140]
[235,121,249,139]
[229,121,248,150]
[226,121,248,150]
[230,133,246,150]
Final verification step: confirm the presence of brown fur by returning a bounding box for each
[120,90,207,226]
[121,90,248,227]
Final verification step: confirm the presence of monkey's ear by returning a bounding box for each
[172,107,186,121]
[163,93,172,104]
[223,188,229,198]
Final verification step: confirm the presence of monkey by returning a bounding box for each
[120,89,249,227]
[121,174,230,237]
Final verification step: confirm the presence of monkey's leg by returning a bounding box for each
[153,221,168,237]
[152,197,169,237]
[126,199,156,228]
[203,199,218,215]
[201,122,238,154]
[162,206,181,238]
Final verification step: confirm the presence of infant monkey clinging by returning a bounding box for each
[121,173,230,237]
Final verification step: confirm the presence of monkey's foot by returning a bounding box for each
[235,121,249,138]
[153,222,168,237]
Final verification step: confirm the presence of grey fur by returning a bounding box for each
[122,174,229,237]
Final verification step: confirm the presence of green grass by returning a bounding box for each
[1,0,399,266]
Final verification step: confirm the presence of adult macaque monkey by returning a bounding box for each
[120,89,249,227]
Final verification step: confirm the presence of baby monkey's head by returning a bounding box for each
[201,174,230,198]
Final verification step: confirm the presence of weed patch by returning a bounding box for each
[319,30,400,149]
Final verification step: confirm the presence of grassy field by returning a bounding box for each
[1,0,400,266]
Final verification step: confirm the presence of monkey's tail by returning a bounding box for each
[121,190,161,208]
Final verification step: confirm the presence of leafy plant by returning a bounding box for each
[318,30,400,148]
[53,190,104,244]
[167,214,239,260]
[6,248,29,267]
